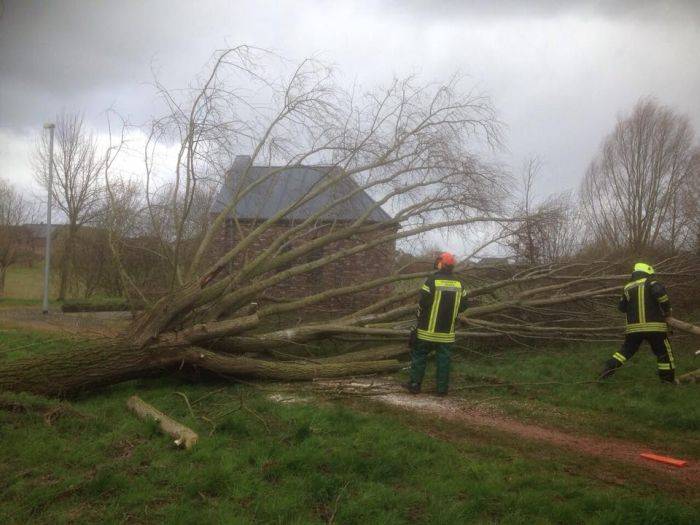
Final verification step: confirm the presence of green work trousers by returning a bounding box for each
[409,339,452,394]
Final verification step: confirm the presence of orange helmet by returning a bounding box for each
[435,252,456,269]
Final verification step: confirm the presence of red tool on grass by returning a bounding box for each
[640,452,688,468]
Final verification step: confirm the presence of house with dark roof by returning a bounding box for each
[211,156,392,223]
[211,156,398,313]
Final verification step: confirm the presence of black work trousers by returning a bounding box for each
[604,332,675,382]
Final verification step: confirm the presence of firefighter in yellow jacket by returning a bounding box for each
[406,252,468,396]
[600,262,676,383]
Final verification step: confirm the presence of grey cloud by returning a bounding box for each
[1,0,699,198]
[0,0,234,128]
[389,0,700,23]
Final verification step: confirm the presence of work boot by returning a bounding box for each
[659,373,676,384]
[402,382,421,394]
[598,368,614,380]
[598,362,618,380]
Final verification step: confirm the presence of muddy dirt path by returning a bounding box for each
[313,378,700,486]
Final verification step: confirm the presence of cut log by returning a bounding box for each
[677,369,700,384]
[127,395,198,449]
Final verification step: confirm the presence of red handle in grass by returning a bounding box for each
[640,452,688,468]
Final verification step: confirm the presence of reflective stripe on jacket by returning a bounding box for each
[416,271,468,343]
[618,275,671,334]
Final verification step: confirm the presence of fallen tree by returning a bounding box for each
[1,259,697,396]
[4,47,699,397]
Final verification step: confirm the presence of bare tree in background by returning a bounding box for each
[580,99,696,254]
[686,149,700,253]
[33,112,104,300]
[0,178,34,295]
[100,176,219,302]
[506,159,582,264]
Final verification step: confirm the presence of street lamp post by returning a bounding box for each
[42,122,55,315]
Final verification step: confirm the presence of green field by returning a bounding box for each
[1,266,54,304]
[0,266,121,309]
[0,328,697,524]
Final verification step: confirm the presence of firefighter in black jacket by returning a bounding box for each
[600,262,676,383]
[406,252,468,396]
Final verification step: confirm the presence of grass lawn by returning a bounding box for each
[1,266,55,303]
[1,266,123,310]
[0,328,698,524]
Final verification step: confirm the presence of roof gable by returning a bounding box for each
[212,160,392,223]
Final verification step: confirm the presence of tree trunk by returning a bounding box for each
[0,339,183,397]
[58,251,68,301]
[0,339,402,397]
[58,225,78,301]
[0,266,6,297]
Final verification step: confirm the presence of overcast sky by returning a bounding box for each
[1,0,699,200]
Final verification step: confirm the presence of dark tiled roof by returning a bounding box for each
[211,158,392,223]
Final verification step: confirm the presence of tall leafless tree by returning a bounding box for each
[0,178,34,295]
[33,112,105,300]
[686,148,700,253]
[580,99,696,254]
[506,159,582,264]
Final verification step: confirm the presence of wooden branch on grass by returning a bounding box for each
[127,395,198,449]
[677,369,699,384]
[667,317,700,336]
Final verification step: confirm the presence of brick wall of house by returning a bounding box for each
[209,215,397,316]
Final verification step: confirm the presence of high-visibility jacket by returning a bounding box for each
[416,271,468,343]
[618,274,671,334]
